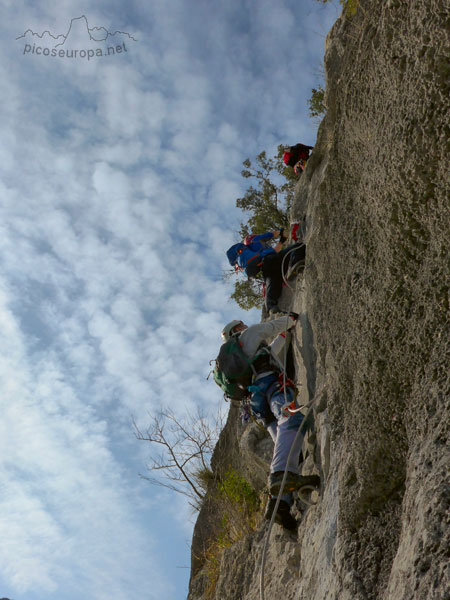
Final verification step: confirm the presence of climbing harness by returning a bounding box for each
[275,371,299,418]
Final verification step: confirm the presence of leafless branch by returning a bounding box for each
[134,406,224,508]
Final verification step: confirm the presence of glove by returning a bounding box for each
[279,228,288,243]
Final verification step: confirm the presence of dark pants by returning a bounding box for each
[262,244,306,310]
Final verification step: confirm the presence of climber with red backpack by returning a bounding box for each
[283,143,314,174]
[213,316,320,529]
[226,228,306,314]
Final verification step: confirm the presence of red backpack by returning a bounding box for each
[283,151,294,166]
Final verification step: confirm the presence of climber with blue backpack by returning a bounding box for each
[226,229,306,314]
[213,316,320,529]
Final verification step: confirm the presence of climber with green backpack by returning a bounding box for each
[213,315,320,529]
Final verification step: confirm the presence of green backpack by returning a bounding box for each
[213,335,257,400]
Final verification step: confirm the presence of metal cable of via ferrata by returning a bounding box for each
[259,239,312,600]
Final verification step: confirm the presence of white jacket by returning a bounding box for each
[238,315,295,376]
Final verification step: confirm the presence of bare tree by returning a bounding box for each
[134,407,224,509]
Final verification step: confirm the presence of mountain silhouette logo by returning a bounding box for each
[16,15,138,47]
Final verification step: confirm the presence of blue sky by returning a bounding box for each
[0,1,339,599]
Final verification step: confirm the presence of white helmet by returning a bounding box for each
[221,320,244,341]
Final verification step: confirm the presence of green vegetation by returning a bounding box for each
[203,468,261,598]
[217,468,259,510]
[237,148,297,238]
[316,0,360,17]
[136,414,261,594]
[230,278,264,311]
[343,0,360,16]
[308,85,326,118]
[230,145,299,310]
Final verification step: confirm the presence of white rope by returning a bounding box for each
[279,244,305,293]
[260,314,308,597]
[259,228,317,599]
[259,402,315,600]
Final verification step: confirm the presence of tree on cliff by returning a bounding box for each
[229,145,299,310]
[134,408,223,509]
[236,147,296,237]
[308,85,326,117]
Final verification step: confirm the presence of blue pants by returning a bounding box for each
[249,373,304,475]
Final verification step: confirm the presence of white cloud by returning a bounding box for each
[0,1,339,598]
[0,286,166,599]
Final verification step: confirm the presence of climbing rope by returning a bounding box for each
[259,400,315,600]
[259,233,315,600]
[281,241,306,292]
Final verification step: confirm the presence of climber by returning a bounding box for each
[226,229,306,314]
[283,143,314,174]
[219,316,320,529]
[227,230,285,277]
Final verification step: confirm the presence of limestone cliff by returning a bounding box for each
[188,1,449,598]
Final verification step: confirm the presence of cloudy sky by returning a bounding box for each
[0,1,338,598]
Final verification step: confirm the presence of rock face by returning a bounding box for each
[188,1,449,599]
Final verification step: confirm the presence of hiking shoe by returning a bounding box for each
[269,471,320,496]
[269,471,302,495]
[264,498,297,530]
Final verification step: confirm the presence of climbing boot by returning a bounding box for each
[269,471,320,496]
[264,498,297,530]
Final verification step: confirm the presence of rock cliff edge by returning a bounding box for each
[188,1,449,598]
